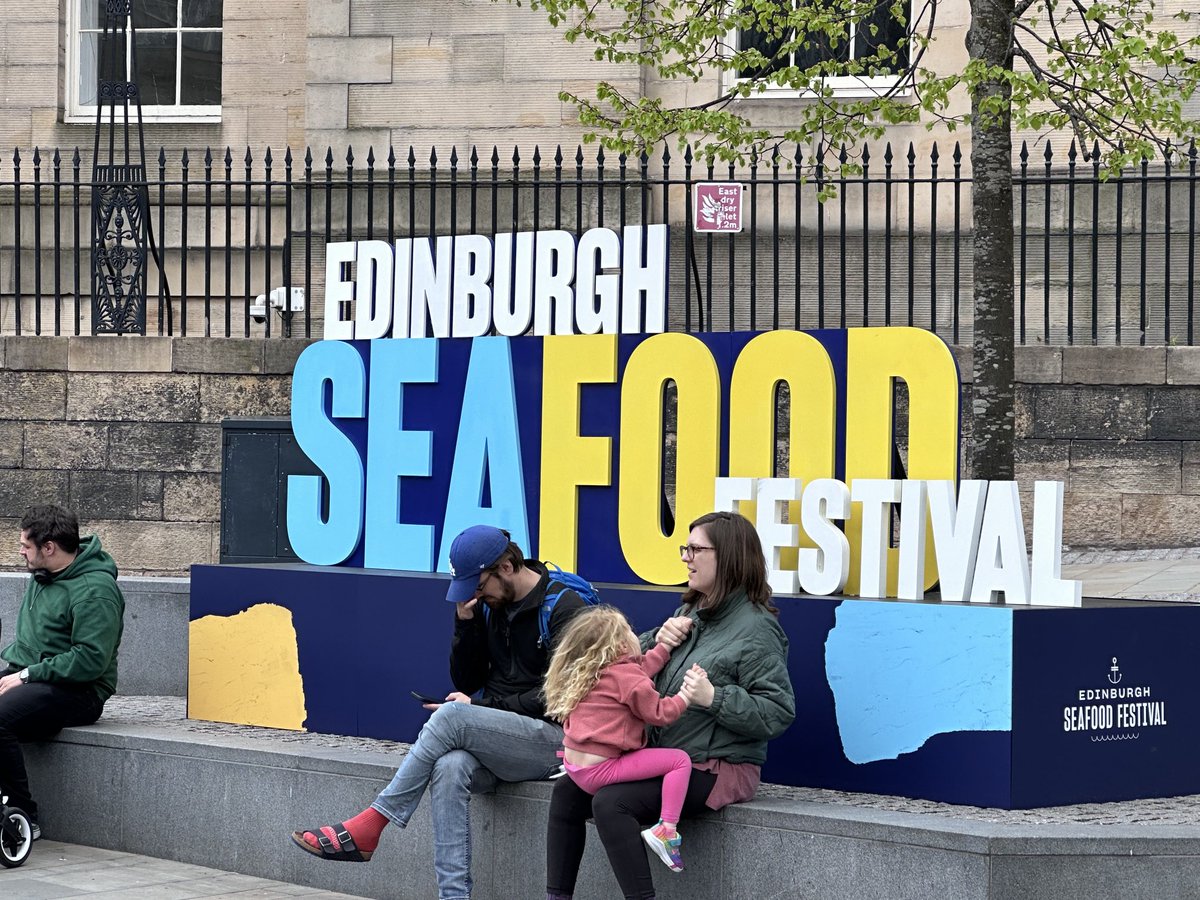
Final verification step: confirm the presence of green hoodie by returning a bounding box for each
[1,534,125,701]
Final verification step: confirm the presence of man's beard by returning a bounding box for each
[480,580,517,610]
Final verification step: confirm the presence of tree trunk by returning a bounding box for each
[967,0,1017,481]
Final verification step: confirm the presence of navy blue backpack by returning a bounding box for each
[483,563,600,648]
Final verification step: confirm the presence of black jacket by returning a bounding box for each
[449,560,586,720]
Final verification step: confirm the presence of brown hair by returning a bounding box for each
[21,505,81,554]
[487,531,525,573]
[681,511,775,615]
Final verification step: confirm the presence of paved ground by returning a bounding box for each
[1062,545,1200,603]
[0,840,360,898]
[6,548,1200,897]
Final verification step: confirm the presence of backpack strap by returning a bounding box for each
[481,574,569,647]
[538,583,569,649]
[482,564,592,648]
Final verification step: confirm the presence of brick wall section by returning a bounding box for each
[0,339,1194,574]
[0,337,310,575]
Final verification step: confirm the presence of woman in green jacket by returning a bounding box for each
[545,511,796,900]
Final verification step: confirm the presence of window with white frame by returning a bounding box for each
[733,0,910,97]
[67,0,222,123]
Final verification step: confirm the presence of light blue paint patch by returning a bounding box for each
[825,601,1013,764]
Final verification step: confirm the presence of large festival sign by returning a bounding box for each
[189,225,1200,809]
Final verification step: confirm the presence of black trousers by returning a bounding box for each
[546,768,717,900]
[0,675,104,819]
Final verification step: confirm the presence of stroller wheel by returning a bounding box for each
[0,806,32,867]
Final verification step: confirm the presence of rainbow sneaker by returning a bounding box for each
[640,822,683,872]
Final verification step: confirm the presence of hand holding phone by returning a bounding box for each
[411,690,445,705]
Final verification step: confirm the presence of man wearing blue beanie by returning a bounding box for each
[291,525,587,900]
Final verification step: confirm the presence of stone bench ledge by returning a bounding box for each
[24,696,1200,900]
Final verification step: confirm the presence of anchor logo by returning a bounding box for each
[1108,657,1122,685]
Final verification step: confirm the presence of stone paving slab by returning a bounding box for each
[1063,547,1200,603]
[0,840,364,899]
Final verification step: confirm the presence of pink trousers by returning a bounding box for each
[564,747,692,824]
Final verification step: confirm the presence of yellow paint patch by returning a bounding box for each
[188,603,308,731]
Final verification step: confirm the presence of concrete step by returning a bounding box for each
[21,697,1200,900]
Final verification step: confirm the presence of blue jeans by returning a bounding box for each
[370,702,563,900]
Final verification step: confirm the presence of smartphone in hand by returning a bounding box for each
[411,690,444,704]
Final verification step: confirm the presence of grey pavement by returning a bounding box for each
[1062,545,1200,603]
[0,840,362,899]
[10,547,1200,897]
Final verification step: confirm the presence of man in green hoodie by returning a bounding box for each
[0,505,125,838]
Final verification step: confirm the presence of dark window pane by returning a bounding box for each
[785,0,852,72]
[81,30,136,104]
[135,32,178,105]
[133,0,179,29]
[794,27,847,69]
[184,0,222,28]
[737,26,794,79]
[181,32,221,105]
[855,0,909,71]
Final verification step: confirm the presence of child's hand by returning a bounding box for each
[656,616,693,649]
[682,664,714,709]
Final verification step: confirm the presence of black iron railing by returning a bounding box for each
[0,140,1193,343]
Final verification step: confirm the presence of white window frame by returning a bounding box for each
[725,1,912,100]
[65,0,222,124]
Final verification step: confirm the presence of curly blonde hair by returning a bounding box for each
[543,606,635,722]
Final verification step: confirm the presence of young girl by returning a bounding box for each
[543,605,710,874]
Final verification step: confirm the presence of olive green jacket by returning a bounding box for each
[640,589,795,766]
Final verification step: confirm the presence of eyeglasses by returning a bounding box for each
[679,544,715,560]
[474,568,497,596]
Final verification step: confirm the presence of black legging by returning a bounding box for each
[546,768,718,900]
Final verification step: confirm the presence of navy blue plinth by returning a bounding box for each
[190,563,1200,809]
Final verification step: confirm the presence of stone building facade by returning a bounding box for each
[0,4,1194,573]
[12,0,1196,167]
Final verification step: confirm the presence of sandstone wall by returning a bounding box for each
[0,336,307,575]
[992,346,1200,548]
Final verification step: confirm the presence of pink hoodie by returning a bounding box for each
[562,643,688,758]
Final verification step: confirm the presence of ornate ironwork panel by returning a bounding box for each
[91,0,151,335]
[98,80,139,104]
[91,164,149,335]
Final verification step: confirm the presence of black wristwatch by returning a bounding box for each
[17,669,29,683]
